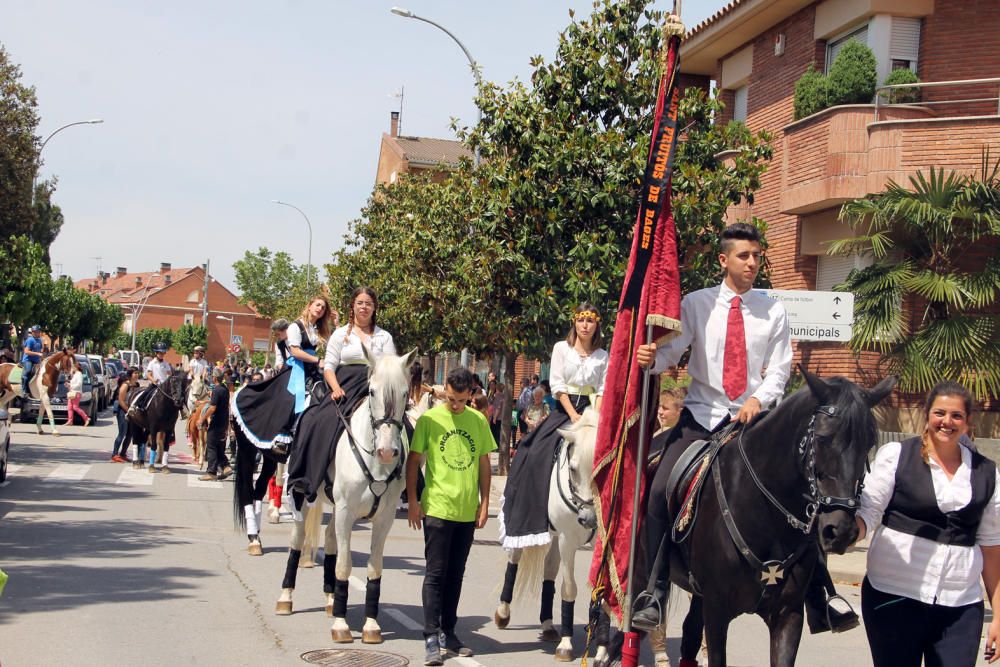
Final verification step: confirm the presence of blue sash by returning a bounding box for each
[286,356,307,414]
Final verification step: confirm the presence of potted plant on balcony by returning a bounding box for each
[793,40,877,120]
[881,68,921,105]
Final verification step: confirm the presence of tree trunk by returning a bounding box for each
[497,350,517,476]
[426,352,437,384]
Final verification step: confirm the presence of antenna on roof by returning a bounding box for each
[389,86,404,134]
[91,256,103,275]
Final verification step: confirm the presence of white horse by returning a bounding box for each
[494,408,602,662]
[275,348,416,644]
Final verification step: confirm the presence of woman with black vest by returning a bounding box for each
[856,381,1000,666]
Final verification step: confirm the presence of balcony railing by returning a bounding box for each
[874,77,1000,122]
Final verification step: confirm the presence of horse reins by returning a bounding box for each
[331,394,406,520]
[552,438,596,541]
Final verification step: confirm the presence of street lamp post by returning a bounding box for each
[216,315,234,359]
[390,7,482,166]
[33,119,104,202]
[129,273,163,352]
[271,200,314,290]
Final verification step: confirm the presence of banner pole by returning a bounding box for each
[621,322,655,666]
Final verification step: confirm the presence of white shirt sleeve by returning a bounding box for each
[324,327,345,371]
[595,351,608,397]
[857,442,902,537]
[652,296,694,374]
[286,323,303,348]
[549,342,568,396]
[751,305,793,409]
[976,469,1000,546]
[382,332,397,358]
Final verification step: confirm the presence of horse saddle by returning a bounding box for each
[7,365,23,385]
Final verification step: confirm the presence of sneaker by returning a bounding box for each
[439,632,473,657]
[198,473,219,481]
[424,635,443,666]
[218,467,233,480]
[111,455,126,463]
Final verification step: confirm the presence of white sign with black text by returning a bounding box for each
[754,289,854,342]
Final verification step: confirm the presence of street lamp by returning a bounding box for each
[129,272,163,352]
[216,315,235,353]
[390,7,482,166]
[271,200,313,290]
[33,119,104,201]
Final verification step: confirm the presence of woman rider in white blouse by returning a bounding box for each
[855,380,1000,666]
[287,287,397,505]
[500,302,609,550]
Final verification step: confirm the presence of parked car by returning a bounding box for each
[104,358,124,381]
[0,408,10,482]
[19,354,98,426]
[87,354,112,410]
[118,349,141,369]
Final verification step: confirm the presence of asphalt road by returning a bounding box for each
[0,410,877,666]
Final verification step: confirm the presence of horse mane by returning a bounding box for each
[370,354,409,414]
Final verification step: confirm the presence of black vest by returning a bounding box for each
[882,437,996,547]
[292,320,320,380]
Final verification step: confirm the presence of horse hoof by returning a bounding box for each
[275,600,293,615]
[494,610,510,629]
[299,558,315,569]
[161,466,171,475]
[540,628,561,642]
[325,604,333,617]
[554,647,574,662]
[248,541,263,557]
[331,628,353,643]
[148,466,158,474]
[361,629,383,644]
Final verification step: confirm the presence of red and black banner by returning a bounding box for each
[588,25,684,622]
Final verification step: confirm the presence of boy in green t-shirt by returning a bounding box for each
[407,367,496,666]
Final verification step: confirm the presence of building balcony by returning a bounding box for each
[779,102,1000,215]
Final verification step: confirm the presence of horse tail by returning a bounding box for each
[511,543,549,603]
[301,497,324,563]
[232,432,255,532]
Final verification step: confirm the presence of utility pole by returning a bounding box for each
[202,259,210,325]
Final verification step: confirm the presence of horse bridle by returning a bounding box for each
[331,394,407,520]
[156,376,185,409]
[553,439,596,537]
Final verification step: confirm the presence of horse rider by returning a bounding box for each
[188,345,210,382]
[271,318,290,372]
[129,342,172,420]
[20,325,44,395]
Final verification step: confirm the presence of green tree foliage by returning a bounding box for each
[110,331,131,352]
[68,291,123,346]
[881,68,921,104]
[135,328,174,356]
[831,154,1000,399]
[174,324,208,357]
[827,40,877,105]
[0,236,50,325]
[233,248,307,321]
[793,64,828,120]
[0,46,40,241]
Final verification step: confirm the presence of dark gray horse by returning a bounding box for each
[128,369,189,473]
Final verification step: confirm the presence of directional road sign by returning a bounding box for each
[232,344,242,354]
[754,289,854,342]
[231,334,243,345]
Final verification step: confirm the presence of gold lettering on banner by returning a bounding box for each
[647,185,661,203]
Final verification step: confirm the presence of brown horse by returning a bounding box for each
[0,363,24,412]
[186,398,211,466]
[29,348,76,435]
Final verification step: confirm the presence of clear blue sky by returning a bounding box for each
[5,1,726,294]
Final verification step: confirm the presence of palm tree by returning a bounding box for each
[829,151,1000,400]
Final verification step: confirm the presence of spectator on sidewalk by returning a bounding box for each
[64,361,90,427]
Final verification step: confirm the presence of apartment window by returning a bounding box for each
[732,85,749,122]
[816,253,873,292]
[254,339,270,352]
[183,313,194,325]
[186,290,200,303]
[825,25,868,73]
[889,17,920,73]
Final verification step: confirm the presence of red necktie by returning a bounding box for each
[723,295,747,401]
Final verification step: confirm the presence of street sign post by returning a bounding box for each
[232,344,242,354]
[754,289,854,342]
[231,334,243,346]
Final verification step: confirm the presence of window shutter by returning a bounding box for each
[890,17,921,68]
[733,86,748,122]
[816,253,872,291]
[826,26,869,72]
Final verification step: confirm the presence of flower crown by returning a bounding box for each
[574,310,601,322]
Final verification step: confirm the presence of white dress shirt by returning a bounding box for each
[549,341,609,397]
[651,282,792,430]
[146,358,173,384]
[286,321,319,349]
[188,357,209,380]
[858,441,1000,607]
[324,325,396,371]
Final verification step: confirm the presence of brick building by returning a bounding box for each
[678,0,1000,428]
[76,264,272,366]
[375,111,473,187]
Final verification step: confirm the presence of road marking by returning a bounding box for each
[349,576,366,592]
[0,481,9,488]
[46,464,89,480]
[116,467,154,486]
[451,657,485,667]
[7,464,23,475]
[187,475,225,488]
[382,607,422,631]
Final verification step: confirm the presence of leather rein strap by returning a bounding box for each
[331,396,405,520]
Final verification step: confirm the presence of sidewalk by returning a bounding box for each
[489,464,869,586]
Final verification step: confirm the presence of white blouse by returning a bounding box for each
[549,340,608,397]
[324,325,396,371]
[857,441,1000,607]
[286,321,319,349]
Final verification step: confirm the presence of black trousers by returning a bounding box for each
[422,516,475,637]
[206,428,228,474]
[862,577,984,667]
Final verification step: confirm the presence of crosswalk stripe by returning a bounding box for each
[46,464,89,480]
[187,474,225,488]
[7,464,23,475]
[349,576,366,592]
[382,607,422,632]
[452,658,486,667]
[116,467,154,486]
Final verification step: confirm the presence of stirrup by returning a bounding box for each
[823,593,860,634]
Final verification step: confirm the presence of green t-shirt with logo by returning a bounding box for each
[410,403,497,523]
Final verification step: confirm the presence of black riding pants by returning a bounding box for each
[206,428,228,475]
[862,577,984,667]
[422,516,475,637]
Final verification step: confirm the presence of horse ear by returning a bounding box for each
[800,365,832,404]
[865,376,897,407]
[400,348,418,370]
[360,341,375,367]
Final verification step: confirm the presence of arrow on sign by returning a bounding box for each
[832,312,841,320]
[834,296,842,304]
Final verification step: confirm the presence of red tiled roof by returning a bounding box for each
[75,267,199,302]
[687,0,744,40]
[390,135,472,168]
